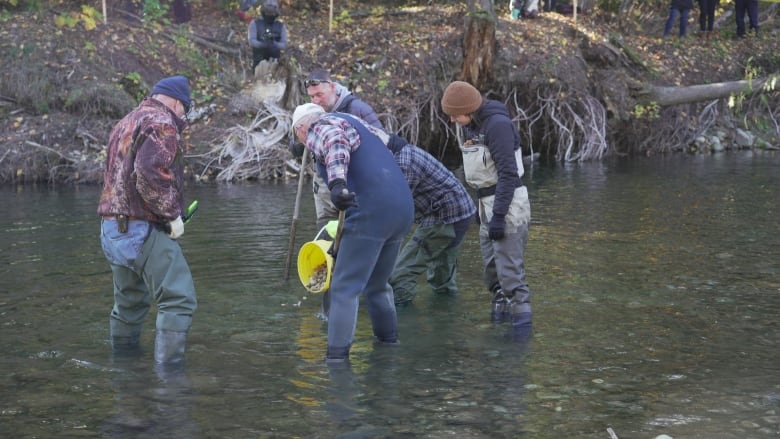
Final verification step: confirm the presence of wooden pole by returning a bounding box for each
[573,0,578,22]
[331,209,346,257]
[284,148,310,281]
[329,0,334,34]
[321,208,345,320]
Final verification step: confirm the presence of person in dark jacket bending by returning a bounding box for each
[386,139,476,306]
[441,81,533,330]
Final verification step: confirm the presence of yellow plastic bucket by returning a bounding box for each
[297,239,333,293]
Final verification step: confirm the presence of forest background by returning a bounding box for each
[0,0,778,184]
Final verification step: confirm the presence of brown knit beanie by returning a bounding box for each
[441,81,482,116]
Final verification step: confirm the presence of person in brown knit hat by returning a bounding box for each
[441,81,483,116]
[441,80,533,333]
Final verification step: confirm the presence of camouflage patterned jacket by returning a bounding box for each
[97,97,186,223]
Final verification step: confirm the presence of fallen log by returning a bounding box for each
[635,74,779,107]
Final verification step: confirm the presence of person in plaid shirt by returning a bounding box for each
[386,139,476,306]
[291,103,413,364]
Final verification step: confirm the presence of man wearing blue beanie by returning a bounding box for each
[151,75,191,113]
[98,75,198,371]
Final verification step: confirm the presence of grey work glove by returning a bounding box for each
[328,178,358,211]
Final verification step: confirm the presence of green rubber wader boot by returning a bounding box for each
[154,330,188,366]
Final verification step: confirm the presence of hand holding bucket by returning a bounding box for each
[297,210,345,294]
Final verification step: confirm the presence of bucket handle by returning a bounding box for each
[313,224,329,241]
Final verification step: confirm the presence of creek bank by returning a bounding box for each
[1,2,777,185]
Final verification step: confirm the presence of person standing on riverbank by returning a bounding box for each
[97,75,198,368]
[441,81,533,330]
[386,138,476,306]
[291,103,413,363]
[734,0,759,38]
[663,0,694,38]
[697,0,719,39]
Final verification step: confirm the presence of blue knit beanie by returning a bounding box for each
[151,76,191,112]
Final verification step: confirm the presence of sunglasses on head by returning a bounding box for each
[304,79,329,88]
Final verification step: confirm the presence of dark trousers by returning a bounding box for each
[252,47,281,70]
[697,0,718,32]
[735,0,759,37]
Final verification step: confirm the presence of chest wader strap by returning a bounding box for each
[476,185,496,198]
[476,181,524,199]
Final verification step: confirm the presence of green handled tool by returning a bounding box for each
[183,200,199,223]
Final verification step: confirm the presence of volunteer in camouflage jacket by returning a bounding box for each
[97,75,197,367]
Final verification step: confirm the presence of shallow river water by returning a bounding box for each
[1,151,779,438]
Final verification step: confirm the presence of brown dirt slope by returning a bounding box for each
[0,1,776,184]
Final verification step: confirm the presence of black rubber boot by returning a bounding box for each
[373,337,400,346]
[109,334,143,370]
[507,295,532,329]
[109,319,142,354]
[325,345,350,365]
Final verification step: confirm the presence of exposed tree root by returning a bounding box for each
[196,103,292,182]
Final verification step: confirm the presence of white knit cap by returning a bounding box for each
[292,103,325,130]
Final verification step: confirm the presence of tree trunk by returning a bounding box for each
[465,0,496,19]
[460,13,496,90]
[637,74,779,107]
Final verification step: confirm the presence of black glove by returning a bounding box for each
[328,178,358,211]
[488,213,505,241]
[386,133,407,154]
[289,142,305,158]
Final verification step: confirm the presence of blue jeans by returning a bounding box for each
[663,7,690,37]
